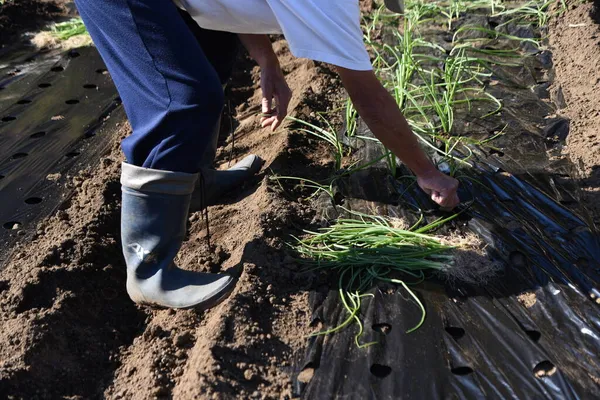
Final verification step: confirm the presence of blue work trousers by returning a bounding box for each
[74,0,239,173]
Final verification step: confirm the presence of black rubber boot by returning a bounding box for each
[384,0,404,13]
[190,115,263,211]
[121,162,236,309]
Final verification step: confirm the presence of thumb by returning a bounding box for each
[431,190,444,205]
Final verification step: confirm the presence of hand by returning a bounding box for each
[417,171,460,210]
[259,61,292,131]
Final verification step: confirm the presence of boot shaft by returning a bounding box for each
[121,163,198,279]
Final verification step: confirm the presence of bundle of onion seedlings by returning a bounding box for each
[294,211,461,347]
[51,18,88,41]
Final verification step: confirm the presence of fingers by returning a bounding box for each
[430,189,460,210]
[274,85,291,130]
[261,85,273,115]
[261,115,277,128]
[260,75,291,131]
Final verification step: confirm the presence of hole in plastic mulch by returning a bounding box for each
[83,84,98,89]
[0,86,5,90]
[533,360,557,378]
[372,323,392,335]
[2,116,16,122]
[489,148,505,157]
[68,50,81,58]
[51,66,64,72]
[11,153,28,160]
[370,364,392,378]
[451,366,474,376]
[509,251,528,268]
[25,197,43,205]
[333,191,344,206]
[576,257,589,269]
[38,83,52,88]
[445,326,465,340]
[96,68,108,74]
[30,131,46,139]
[3,221,21,230]
[65,151,80,158]
[65,99,80,105]
[297,362,317,384]
[525,330,542,342]
[16,99,32,105]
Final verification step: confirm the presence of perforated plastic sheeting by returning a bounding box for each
[294,23,600,400]
[298,160,600,398]
[0,45,120,265]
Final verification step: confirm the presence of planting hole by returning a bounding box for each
[51,66,64,72]
[11,153,28,160]
[370,364,392,378]
[3,221,21,230]
[297,363,316,383]
[30,131,46,139]
[333,192,344,206]
[96,68,108,74]
[533,361,556,378]
[509,251,527,268]
[525,330,541,342]
[83,84,97,89]
[16,99,32,105]
[576,257,589,269]
[25,197,42,205]
[65,99,80,105]
[0,86,5,90]
[114,96,122,103]
[38,83,52,88]
[489,148,505,157]
[372,323,392,335]
[451,366,474,376]
[0,175,4,179]
[2,116,16,122]
[68,50,80,58]
[445,326,465,340]
[65,151,80,158]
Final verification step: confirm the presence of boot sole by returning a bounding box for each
[132,276,238,311]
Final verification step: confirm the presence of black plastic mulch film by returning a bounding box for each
[294,13,600,400]
[0,46,119,265]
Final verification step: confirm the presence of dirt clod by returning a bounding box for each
[297,367,315,383]
[518,292,537,308]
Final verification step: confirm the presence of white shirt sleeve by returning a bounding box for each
[265,0,373,71]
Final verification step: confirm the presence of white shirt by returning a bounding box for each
[175,0,373,71]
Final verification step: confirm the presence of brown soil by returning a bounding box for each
[549,0,600,225]
[0,0,74,47]
[0,34,341,398]
[2,0,599,398]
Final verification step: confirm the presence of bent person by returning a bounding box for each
[73,0,460,309]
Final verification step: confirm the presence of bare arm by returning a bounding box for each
[238,34,277,67]
[336,67,460,208]
[238,34,291,130]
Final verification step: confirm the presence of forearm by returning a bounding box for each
[337,68,438,177]
[238,34,278,67]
